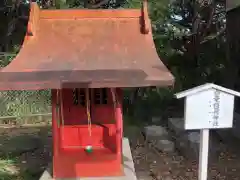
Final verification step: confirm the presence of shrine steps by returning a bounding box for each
[40,138,137,180]
[54,147,120,177]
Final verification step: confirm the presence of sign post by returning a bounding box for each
[199,129,209,180]
[175,83,240,180]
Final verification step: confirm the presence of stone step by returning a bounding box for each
[143,125,175,153]
[232,112,240,139]
[144,125,169,141]
[168,118,184,136]
[168,117,220,159]
[216,112,240,140]
[155,139,175,152]
[175,131,200,159]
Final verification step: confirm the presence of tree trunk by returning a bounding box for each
[225,8,240,110]
[225,8,240,89]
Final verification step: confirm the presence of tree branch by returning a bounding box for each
[200,25,226,44]
[87,0,110,8]
[202,1,215,37]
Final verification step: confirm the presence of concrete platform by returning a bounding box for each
[39,138,137,180]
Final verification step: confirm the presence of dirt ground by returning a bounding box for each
[1,125,240,180]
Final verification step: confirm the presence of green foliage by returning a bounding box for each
[55,0,68,9]
[122,0,227,121]
[0,0,228,123]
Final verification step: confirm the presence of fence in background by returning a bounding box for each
[0,53,53,124]
[0,90,52,124]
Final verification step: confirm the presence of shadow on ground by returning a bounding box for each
[0,124,141,180]
[2,123,240,180]
[0,125,52,180]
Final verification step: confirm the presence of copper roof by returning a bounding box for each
[0,2,174,90]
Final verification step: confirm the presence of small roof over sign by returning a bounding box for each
[175,83,240,99]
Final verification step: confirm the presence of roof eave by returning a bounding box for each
[175,83,240,99]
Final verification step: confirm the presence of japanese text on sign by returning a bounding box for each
[212,90,220,127]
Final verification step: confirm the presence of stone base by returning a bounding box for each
[168,118,221,159]
[39,138,137,180]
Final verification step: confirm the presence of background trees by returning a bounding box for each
[0,0,233,124]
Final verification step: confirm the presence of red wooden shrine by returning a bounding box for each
[52,88,124,177]
[0,1,174,179]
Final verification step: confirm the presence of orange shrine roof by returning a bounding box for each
[0,2,174,90]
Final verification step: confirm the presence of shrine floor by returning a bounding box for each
[39,138,137,180]
[1,124,240,180]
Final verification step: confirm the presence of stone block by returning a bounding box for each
[168,118,184,136]
[216,129,232,141]
[215,112,240,141]
[151,116,162,124]
[155,139,175,153]
[187,132,200,157]
[174,131,200,159]
[144,125,169,142]
[232,112,240,139]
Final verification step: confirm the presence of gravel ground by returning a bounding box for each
[130,129,240,180]
[1,125,240,180]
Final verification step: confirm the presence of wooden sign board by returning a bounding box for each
[175,83,240,180]
[175,83,240,130]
